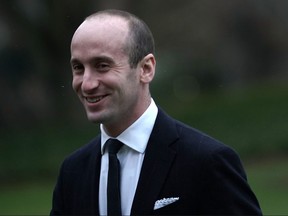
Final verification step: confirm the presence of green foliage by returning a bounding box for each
[0,181,53,214]
[246,156,288,215]
[0,123,98,182]
[160,82,288,158]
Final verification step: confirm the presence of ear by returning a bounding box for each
[139,54,156,83]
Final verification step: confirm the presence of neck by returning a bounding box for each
[103,97,152,137]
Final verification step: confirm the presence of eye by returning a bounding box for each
[72,63,84,74]
[96,62,110,72]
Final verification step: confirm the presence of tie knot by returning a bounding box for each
[106,138,123,154]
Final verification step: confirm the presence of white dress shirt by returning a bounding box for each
[99,99,158,216]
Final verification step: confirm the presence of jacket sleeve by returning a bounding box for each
[200,146,262,215]
[50,161,66,215]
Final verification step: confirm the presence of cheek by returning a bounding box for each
[72,76,82,92]
[121,76,140,99]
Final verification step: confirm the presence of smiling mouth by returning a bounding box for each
[85,95,106,103]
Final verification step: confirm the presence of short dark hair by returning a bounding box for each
[86,9,155,68]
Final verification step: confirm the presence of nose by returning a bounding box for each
[81,70,100,93]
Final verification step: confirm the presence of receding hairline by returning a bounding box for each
[81,10,155,67]
[82,11,133,47]
[72,11,132,55]
[83,10,143,39]
[85,9,137,23]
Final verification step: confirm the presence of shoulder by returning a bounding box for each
[60,135,101,171]
[158,109,240,161]
[174,118,245,172]
[175,119,225,149]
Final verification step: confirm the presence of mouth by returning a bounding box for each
[85,95,107,103]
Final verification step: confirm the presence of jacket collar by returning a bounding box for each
[131,108,179,215]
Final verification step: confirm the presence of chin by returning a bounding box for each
[88,118,102,124]
[86,114,101,124]
[85,109,115,125]
[86,111,111,124]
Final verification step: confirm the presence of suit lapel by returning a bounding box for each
[131,109,179,215]
[86,137,102,214]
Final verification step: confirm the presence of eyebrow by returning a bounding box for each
[70,56,115,65]
[70,58,79,65]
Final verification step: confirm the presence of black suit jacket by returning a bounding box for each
[51,109,262,215]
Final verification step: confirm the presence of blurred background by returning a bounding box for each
[1,0,288,214]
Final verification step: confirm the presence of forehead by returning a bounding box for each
[71,16,129,52]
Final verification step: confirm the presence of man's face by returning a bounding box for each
[70,16,147,133]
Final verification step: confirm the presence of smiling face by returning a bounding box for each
[70,15,155,136]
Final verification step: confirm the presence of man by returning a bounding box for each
[51,9,262,215]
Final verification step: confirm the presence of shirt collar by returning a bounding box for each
[101,99,158,154]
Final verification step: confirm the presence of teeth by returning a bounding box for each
[86,96,104,103]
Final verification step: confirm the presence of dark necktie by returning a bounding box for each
[106,138,123,216]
